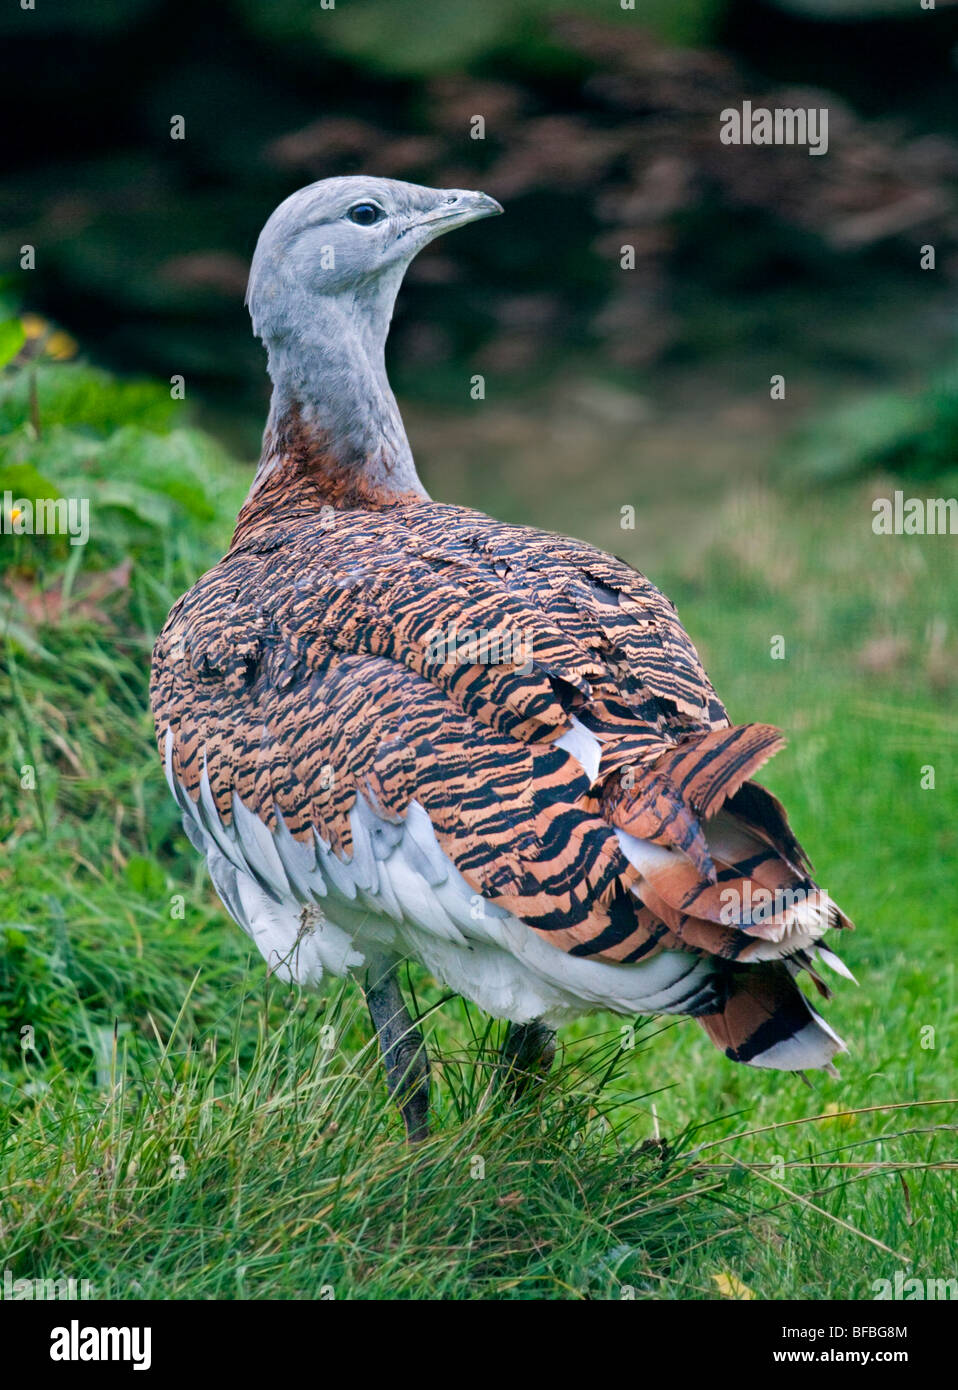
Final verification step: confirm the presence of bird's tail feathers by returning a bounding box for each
[610,723,786,877]
[699,961,847,1073]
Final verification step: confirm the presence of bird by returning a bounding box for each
[150,176,854,1142]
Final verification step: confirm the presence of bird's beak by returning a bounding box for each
[411,190,504,241]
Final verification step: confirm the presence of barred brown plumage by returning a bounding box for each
[151,176,854,1141]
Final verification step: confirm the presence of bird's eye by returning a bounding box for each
[348,203,384,226]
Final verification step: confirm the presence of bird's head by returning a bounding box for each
[247,175,502,349]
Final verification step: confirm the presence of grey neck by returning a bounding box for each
[253,296,428,501]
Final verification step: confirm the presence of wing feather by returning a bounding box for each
[151,495,851,994]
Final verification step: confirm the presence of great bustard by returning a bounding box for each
[151,177,853,1142]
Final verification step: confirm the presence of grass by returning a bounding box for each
[1,350,956,1300]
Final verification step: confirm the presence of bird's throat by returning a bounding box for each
[249,320,428,509]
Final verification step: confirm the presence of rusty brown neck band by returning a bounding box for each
[250,298,428,507]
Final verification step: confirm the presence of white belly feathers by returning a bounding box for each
[164,730,717,1027]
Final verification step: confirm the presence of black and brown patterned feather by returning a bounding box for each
[152,460,852,1064]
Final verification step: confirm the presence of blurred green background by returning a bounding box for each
[3,0,958,454]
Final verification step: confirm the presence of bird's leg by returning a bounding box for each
[498,1018,556,1098]
[364,956,430,1143]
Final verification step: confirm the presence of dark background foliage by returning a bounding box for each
[3,0,958,451]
